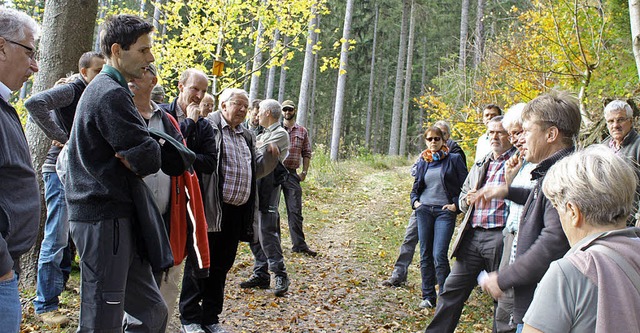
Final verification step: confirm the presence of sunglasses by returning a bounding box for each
[425,137,442,142]
[283,107,294,112]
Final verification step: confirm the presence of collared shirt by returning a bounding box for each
[0,81,11,101]
[220,115,252,206]
[283,122,312,170]
[174,100,186,123]
[257,122,289,162]
[471,148,516,229]
[505,161,538,233]
[475,132,491,162]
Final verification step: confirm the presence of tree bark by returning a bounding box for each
[399,0,415,156]
[630,0,640,82]
[297,4,318,127]
[365,5,379,149]
[388,0,410,156]
[22,0,99,288]
[419,36,427,151]
[308,42,319,143]
[277,35,290,103]
[329,0,354,161]
[264,27,279,99]
[249,15,265,102]
[459,0,470,70]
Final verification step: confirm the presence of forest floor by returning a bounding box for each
[19,153,493,333]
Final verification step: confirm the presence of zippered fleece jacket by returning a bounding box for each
[66,66,161,221]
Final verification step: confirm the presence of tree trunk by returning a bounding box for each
[630,0,640,82]
[473,0,486,70]
[419,36,427,151]
[459,0,469,70]
[264,27,279,99]
[249,15,265,102]
[365,5,379,149]
[297,4,318,127]
[308,43,319,144]
[22,0,99,288]
[399,0,415,156]
[277,35,290,103]
[388,0,410,156]
[329,0,354,161]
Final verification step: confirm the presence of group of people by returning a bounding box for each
[0,10,317,333]
[384,96,640,332]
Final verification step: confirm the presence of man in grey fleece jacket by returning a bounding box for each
[0,8,41,333]
[65,15,167,332]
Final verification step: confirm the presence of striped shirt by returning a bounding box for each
[220,116,252,206]
[471,148,516,229]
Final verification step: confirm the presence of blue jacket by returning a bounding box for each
[410,152,468,213]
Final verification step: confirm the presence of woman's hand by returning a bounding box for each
[413,201,421,209]
[442,204,456,212]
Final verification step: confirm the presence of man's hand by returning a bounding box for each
[299,171,307,182]
[476,185,508,205]
[0,270,14,282]
[115,153,133,172]
[466,189,478,206]
[52,140,64,148]
[442,203,456,212]
[265,143,280,158]
[505,154,523,185]
[186,102,201,122]
[480,271,504,299]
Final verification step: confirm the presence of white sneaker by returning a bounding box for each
[182,323,205,333]
[419,299,435,308]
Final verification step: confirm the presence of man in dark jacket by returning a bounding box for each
[65,14,167,332]
[25,51,105,327]
[478,91,581,332]
[0,8,41,333]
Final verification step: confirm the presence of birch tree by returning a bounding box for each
[264,27,279,99]
[630,0,640,82]
[365,4,378,148]
[473,0,486,69]
[459,0,470,70]
[329,0,354,161]
[249,15,265,102]
[297,4,318,127]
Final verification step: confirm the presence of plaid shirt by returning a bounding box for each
[283,123,312,170]
[220,116,252,206]
[471,148,516,229]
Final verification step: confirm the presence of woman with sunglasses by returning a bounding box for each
[411,126,468,309]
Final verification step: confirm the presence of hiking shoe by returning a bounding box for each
[202,323,230,333]
[181,323,205,333]
[293,248,318,257]
[419,299,435,309]
[239,275,270,289]
[381,277,405,287]
[274,275,290,297]
[37,310,70,327]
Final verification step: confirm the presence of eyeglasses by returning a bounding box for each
[425,137,442,142]
[4,38,37,60]
[283,107,294,112]
[229,100,248,109]
[508,130,524,140]
[606,117,630,125]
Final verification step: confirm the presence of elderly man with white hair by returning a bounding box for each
[0,8,40,332]
[241,99,292,297]
[523,146,640,332]
[601,99,640,226]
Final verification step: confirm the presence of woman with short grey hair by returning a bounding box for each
[523,146,640,333]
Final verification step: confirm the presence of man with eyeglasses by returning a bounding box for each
[24,51,105,328]
[180,88,280,333]
[0,8,41,333]
[425,116,515,332]
[602,100,640,227]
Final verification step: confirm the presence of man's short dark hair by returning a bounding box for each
[78,51,104,71]
[485,104,503,115]
[251,99,262,110]
[100,15,153,58]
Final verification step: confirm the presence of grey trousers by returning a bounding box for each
[494,232,516,333]
[281,171,309,251]
[390,212,418,281]
[70,218,168,333]
[251,185,287,278]
[425,228,503,333]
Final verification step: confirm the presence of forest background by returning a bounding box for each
[4,0,640,300]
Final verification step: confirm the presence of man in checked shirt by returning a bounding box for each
[425,116,516,332]
[280,100,317,256]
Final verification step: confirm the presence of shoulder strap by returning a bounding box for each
[588,244,640,295]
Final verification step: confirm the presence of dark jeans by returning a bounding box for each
[425,228,503,333]
[281,171,309,251]
[415,205,456,301]
[179,203,243,326]
[251,184,287,278]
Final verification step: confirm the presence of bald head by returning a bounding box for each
[177,68,208,111]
